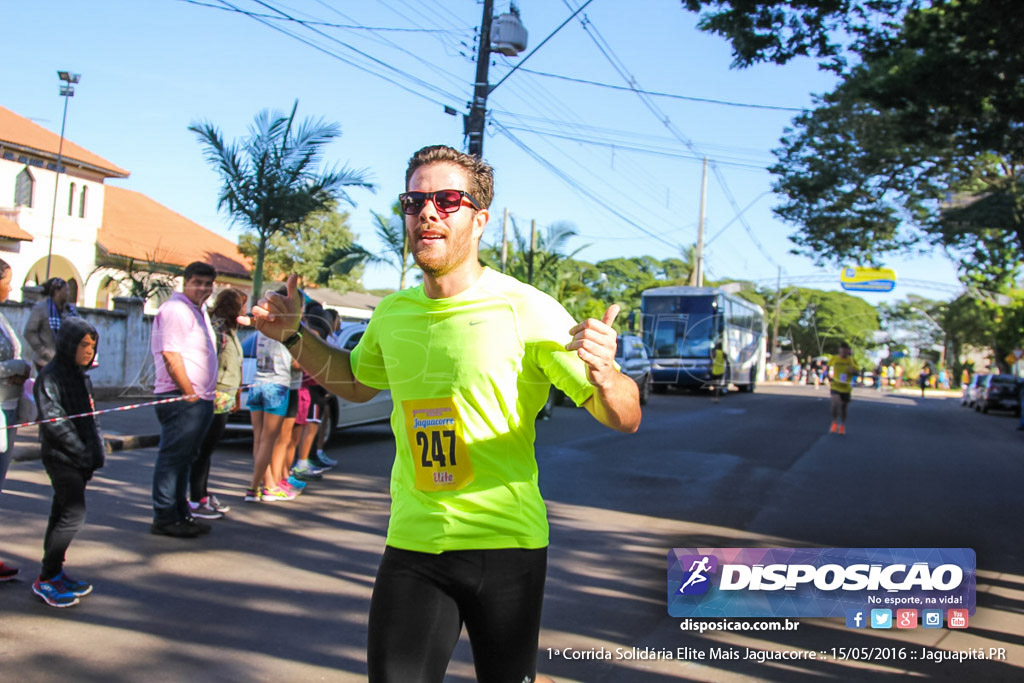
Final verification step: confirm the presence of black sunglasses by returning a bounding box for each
[398,189,481,215]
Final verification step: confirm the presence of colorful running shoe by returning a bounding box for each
[32,577,79,608]
[285,475,307,490]
[243,488,262,503]
[261,485,298,502]
[838,424,846,435]
[57,571,93,597]
[0,562,18,582]
[829,421,838,433]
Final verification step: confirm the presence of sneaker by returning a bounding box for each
[0,562,19,582]
[185,517,212,535]
[206,495,231,514]
[829,422,838,433]
[32,577,79,608]
[285,475,307,490]
[292,462,323,479]
[150,520,201,538]
[838,424,846,435]
[244,488,262,503]
[190,501,224,520]
[261,485,298,502]
[57,571,93,597]
[313,449,337,468]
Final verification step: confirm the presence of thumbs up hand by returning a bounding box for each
[566,304,621,387]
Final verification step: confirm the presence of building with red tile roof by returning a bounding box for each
[0,104,250,309]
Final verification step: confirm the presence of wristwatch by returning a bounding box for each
[282,327,304,350]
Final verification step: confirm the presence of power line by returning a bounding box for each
[493,121,681,250]
[176,0,463,32]
[561,0,779,269]
[209,0,464,109]
[496,123,769,170]
[517,68,806,112]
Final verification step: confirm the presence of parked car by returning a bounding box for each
[961,373,988,408]
[974,374,1021,415]
[615,334,652,405]
[225,322,393,440]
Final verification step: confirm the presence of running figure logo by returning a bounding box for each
[677,554,718,595]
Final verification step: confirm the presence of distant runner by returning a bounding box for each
[828,341,858,435]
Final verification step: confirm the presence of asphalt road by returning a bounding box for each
[2,383,1023,682]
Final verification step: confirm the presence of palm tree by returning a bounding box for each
[370,201,415,290]
[190,101,373,298]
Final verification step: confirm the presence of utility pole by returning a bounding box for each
[465,0,495,157]
[772,266,782,361]
[528,218,536,285]
[500,207,509,274]
[694,157,708,287]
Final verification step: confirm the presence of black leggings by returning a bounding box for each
[367,546,547,683]
[42,463,89,580]
[191,412,229,502]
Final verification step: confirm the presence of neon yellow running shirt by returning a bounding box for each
[350,268,595,553]
[829,355,858,394]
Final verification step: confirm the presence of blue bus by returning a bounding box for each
[640,286,766,393]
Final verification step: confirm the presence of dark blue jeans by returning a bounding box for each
[152,394,213,525]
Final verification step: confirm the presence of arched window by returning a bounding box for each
[79,185,88,218]
[15,167,34,207]
[68,182,76,215]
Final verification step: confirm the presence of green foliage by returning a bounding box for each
[686,0,1024,288]
[237,205,364,294]
[369,201,417,290]
[766,287,880,358]
[190,101,374,299]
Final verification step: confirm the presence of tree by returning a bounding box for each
[683,1,1024,286]
[480,219,586,294]
[190,101,373,298]
[370,201,416,290]
[237,203,365,292]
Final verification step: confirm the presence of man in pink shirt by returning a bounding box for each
[150,262,218,538]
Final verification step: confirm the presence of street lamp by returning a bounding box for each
[45,70,81,281]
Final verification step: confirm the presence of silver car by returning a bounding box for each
[226,322,393,439]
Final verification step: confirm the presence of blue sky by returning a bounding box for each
[3,0,962,304]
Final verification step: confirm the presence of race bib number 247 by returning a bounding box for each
[402,398,473,491]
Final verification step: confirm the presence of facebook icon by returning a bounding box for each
[846,609,867,629]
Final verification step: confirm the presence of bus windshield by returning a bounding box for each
[645,295,717,359]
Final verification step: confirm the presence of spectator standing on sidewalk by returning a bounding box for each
[189,288,247,520]
[150,262,218,538]
[31,318,104,608]
[23,277,79,374]
[0,258,32,582]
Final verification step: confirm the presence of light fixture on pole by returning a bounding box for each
[45,70,81,281]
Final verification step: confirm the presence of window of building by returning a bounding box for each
[15,167,34,207]
[79,185,88,218]
[68,182,76,216]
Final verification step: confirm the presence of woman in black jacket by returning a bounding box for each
[31,318,104,608]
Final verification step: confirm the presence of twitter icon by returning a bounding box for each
[870,609,893,629]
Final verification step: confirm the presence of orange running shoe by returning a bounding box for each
[839,424,846,435]
[829,422,838,433]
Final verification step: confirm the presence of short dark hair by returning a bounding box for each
[43,277,67,297]
[183,261,217,282]
[839,341,851,350]
[405,145,494,209]
[0,258,9,280]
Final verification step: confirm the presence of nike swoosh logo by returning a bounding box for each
[469,320,486,326]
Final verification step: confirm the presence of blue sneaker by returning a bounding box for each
[32,577,79,608]
[57,571,93,597]
[286,475,307,490]
[312,450,337,468]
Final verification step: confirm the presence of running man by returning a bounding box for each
[250,145,641,683]
[828,341,858,434]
